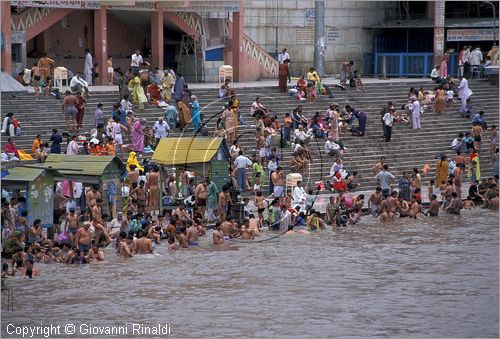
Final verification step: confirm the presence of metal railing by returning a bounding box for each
[373,52,460,77]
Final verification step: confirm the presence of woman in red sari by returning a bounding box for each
[75,91,86,133]
[297,75,307,93]
[147,83,161,104]
[4,137,20,158]
[278,62,289,92]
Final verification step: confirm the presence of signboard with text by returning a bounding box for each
[296,27,314,43]
[11,0,101,9]
[447,29,497,41]
[326,27,340,43]
[304,8,315,26]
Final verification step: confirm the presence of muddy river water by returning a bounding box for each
[2,209,498,338]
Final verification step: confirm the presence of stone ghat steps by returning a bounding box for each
[2,80,498,194]
[4,92,497,133]
[2,79,497,106]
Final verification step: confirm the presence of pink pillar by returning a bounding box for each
[93,7,108,85]
[433,0,445,66]
[1,2,12,74]
[151,8,164,69]
[232,1,244,82]
[224,19,233,67]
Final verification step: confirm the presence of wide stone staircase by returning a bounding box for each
[2,79,498,194]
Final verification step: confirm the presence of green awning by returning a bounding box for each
[2,167,46,182]
[42,154,124,176]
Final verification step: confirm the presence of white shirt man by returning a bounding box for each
[324,138,340,155]
[250,98,267,116]
[294,127,309,143]
[430,67,440,79]
[383,111,393,128]
[470,48,483,66]
[383,111,394,142]
[84,50,93,85]
[292,183,306,210]
[119,98,132,112]
[131,51,143,72]
[451,136,465,151]
[278,48,290,64]
[234,154,252,169]
[461,47,471,65]
[153,118,170,139]
[457,77,472,112]
[279,206,292,230]
[411,97,421,129]
[66,137,79,155]
[234,153,253,191]
[70,74,89,95]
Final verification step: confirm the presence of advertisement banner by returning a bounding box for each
[11,1,101,9]
[447,28,497,41]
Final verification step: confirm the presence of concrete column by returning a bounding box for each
[232,2,243,82]
[1,2,12,74]
[93,7,108,85]
[223,23,233,68]
[151,8,164,70]
[314,0,325,76]
[43,30,51,54]
[427,1,435,19]
[433,0,445,66]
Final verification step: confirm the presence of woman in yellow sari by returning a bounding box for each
[128,76,147,110]
[31,135,43,157]
[230,94,239,131]
[435,155,449,188]
[176,100,191,129]
[162,69,175,102]
[126,151,143,172]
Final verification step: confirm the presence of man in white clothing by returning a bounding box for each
[324,136,341,158]
[411,96,421,129]
[153,117,170,145]
[292,181,306,211]
[234,150,253,191]
[470,47,483,67]
[430,65,442,83]
[119,94,132,112]
[84,49,93,86]
[278,48,290,64]
[250,96,269,117]
[66,135,79,155]
[70,73,90,96]
[294,125,311,144]
[383,109,394,142]
[470,47,483,77]
[462,46,471,78]
[457,76,472,113]
[131,50,143,75]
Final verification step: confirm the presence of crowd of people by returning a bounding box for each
[2,46,499,278]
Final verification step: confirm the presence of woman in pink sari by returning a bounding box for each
[131,119,145,153]
[440,53,448,78]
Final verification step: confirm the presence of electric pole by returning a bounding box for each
[314,0,325,76]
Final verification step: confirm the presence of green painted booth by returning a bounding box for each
[38,155,125,218]
[152,137,230,194]
[2,167,61,229]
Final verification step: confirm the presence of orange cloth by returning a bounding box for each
[95,145,106,156]
[105,144,116,156]
[31,138,42,156]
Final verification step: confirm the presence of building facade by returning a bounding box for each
[1,1,498,83]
